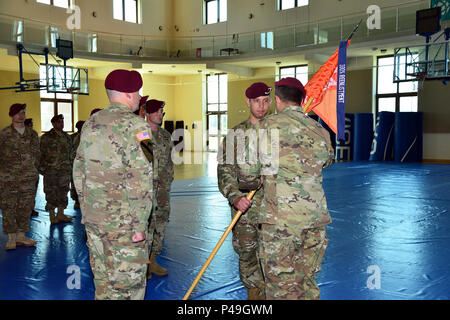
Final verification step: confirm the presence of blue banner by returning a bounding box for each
[336,40,348,141]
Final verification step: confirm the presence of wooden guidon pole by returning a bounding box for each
[182,190,257,300]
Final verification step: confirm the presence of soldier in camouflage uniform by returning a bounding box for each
[39,114,73,224]
[70,120,85,210]
[73,69,154,300]
[217,82,272,300]
[143,99,174,279]
[237,77,334,300]
[0,104,40,250]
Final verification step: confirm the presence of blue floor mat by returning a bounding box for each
[1,162,450,300]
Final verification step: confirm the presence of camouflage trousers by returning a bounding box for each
[85,224,150,300]
[232,214,264,291]
[43,171,71,210]
[149,193,170,256]
[258,224,328,300]
[0,177,38,234]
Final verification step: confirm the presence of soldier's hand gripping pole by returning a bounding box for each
[182,190,257,300]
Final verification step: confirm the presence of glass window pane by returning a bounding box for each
[207,104,219,112]
[53,0,69,8]
[399,96,418,112]
[297,0,309,7]
[207,75,218,103]
[377,57,396,94]
[296,65,308,84]
[124,0,137,23]
[280,67,295,78]
[219,0,227,22]
[220,114,228,135]
[219,74,227,103]
[37,0,51,4]
[267,31,274,49]
[58,102,73,131]
[207,0,218,24]
[40,101,54,132]
[281,0,295,10]
[209,136,218,151]
[378,97,396,112]
[399,80,418,93]
[261,33,266,48]
[208,114,218,135]
[113,0,124,20]
[56,92,72,99]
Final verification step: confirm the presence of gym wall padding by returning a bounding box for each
[335,114,354,161]
[394,112,423,162]
[369,111,395,161]
[353,113,374,161]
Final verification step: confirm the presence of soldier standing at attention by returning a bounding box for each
[70,120,85,210]
[217,82,272,300]
[73,69,154,300]
[143,99,174,279]
[0,104,40,250]
[237,77,334,300]
[39,114,73,224]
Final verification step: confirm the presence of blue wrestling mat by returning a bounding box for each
[1,162,450,300]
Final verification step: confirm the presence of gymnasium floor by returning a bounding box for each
[1,153,449,300]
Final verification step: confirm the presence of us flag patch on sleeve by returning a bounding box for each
[136,130,150,141]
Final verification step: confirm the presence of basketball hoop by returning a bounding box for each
[66,87,80,94]
[407,71,428,90]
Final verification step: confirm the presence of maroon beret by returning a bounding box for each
[274,77,306,98]
[51,114,64,123]
[140,95,149,106]
[245,82,271,99]
[145,99,165,114]
[9,103,26,117]
[105,69,143,93]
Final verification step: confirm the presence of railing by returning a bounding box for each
[0,0,429,61]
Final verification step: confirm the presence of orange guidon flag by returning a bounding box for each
[302,40,351,138]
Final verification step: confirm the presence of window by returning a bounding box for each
[279,0,309,10]
[89,34,98,53]
[49,26,58,48]
[37,0,70,8]
[14,21,23,42]
[207,74,228,152]
[376,56,418,113]
[39,65,74,132]
[205,0,227,24]
[113,0,139,23]
[261,32,274,50]
[279,65,308,85]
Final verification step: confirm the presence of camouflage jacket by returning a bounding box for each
[73,102,153,234]
[0,125,40,181]
[40,128,73,174]
[152,125,174,193]
[217,118,264,222]
[237,105,334,231]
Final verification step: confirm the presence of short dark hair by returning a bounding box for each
[275,85,304,106]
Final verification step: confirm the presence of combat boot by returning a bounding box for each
[56,207,72,223]
[48,208,58,224]
[148,254,168,276]
[5,233,17,250]
[16,232,37,247]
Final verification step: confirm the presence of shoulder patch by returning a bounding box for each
[136,130,151,142]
